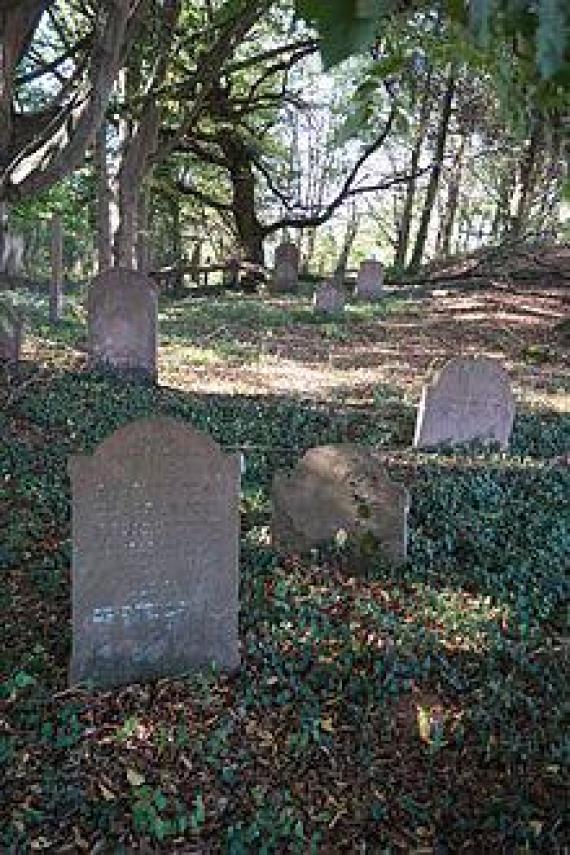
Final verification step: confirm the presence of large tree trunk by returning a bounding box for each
[220,135,265,264]
[409,69,456,270]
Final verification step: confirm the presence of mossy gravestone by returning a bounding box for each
[69,418,241,688]
[413,356,515,449]
[272,445,409,569]
[87,268,158,379]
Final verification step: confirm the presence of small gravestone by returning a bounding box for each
[87,268,158,379]
[413,356,515,449]
[313,281,345,315]
[272,445,409,566]
[0,304,23,362]
[354,259,383,301]
[271,242,299,293]
[69,417,241,687]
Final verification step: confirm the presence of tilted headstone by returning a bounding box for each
[87,268,158,379]
[413,356,515,449]
[271,242,299,293]
[354,259,383,301]
[0,303,23,362]
[272,445,409,565]
[69,417,241,687]
[313,281,345,315]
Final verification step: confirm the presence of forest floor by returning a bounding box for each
[1,276,569,852]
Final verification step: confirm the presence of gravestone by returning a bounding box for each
[313,281,345,315]
[0,304,23,362]
[87,268,158,379]
[69,417,241,688]
[272,445,409,565]
[354,259,383,301]
[413,356,515,449]
[271,242,299,293]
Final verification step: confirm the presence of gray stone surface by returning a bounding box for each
[313,282,345,314]
[272,445,409,565]
[271,242,299,293]
[354,259,383,301]
[69,417,241,688]
[413,356,515,449]
[0,304,23,362]
[88,268,158,379]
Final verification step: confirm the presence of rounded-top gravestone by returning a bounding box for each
[271,242,299,293]
[413,356,515,449]
[87,268,158,379]
[313,281,345,315]
[272,444,409,565]
[68,417,241,688]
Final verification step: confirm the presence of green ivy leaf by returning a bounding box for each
[295,0,391,68]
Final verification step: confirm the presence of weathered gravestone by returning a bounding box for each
[354,259,383,301]
[0,303,23,362]
[271,242,299,293]
[313,282,345,315]
[272,445,409,566]
[413,356,515,449]
[69,417,241,687]
[88,268,158,379]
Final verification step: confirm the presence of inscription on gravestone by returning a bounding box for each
[87,267,158,379]
[69,417,241,687]
[413,356,515,449]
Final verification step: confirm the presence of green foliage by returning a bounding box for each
[295,0,570,82]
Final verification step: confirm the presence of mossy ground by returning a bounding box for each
[1,284,568,851]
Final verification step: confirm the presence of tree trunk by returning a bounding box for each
[49,214,63,323]
[95,124,112,272]
[438,134,467,258]
[409,69,456,270]
[394,71,433,267]
[510,116,543,240]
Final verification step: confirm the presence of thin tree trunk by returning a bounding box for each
[511,116,543,240]
[49,213,63,323]
[409,69,456,269]
[95,124,112,273]
[438,134,467,258]
[394,71,433,267]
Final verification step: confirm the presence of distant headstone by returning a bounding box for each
[271,242,299,293]
[0,304,23,362]
[272,445,409,565]
[88,268,158,379]
[413,356,515,449]
[354,259,383,301]
[69,417,241,688]
[313,282,345,315]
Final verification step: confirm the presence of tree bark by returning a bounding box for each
[437,133,467,258]
[49,213,63,323]
[95,124,112,272]
[409,69,456,270]
[394,72,432,267]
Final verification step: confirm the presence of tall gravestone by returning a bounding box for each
[354,259,383,301]
[271,242,299,293]
[0,304,23,362]
[69,417,241,688]
[413,356,515,449]
[272,445,409,565]
[88,268,158,379]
